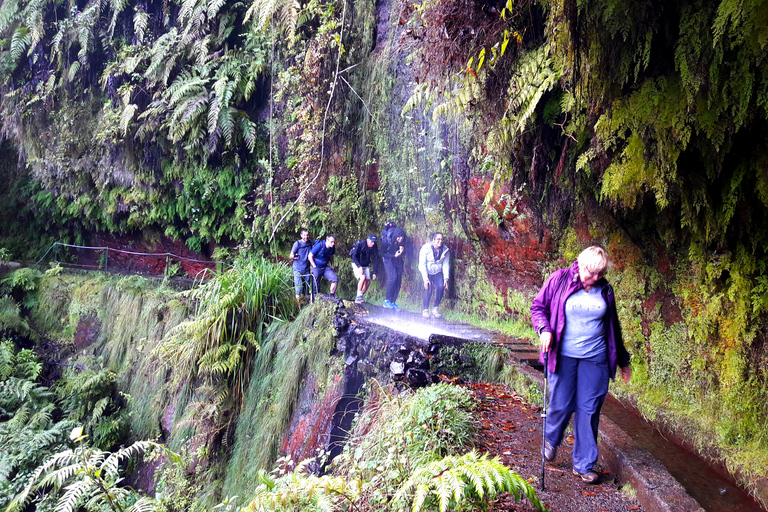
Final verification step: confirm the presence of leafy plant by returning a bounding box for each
[57,367,131,450]
[157,257,296,404]
[2,268,42,293]
[243,460,363,512]
[239,382,544,512]
[8,426,174,512]
[0,296,31,337]
[395,450,546,512]
[0,339,71,510]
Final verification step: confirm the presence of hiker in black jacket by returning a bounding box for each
[381,226,406,311]
[350,234,379,304]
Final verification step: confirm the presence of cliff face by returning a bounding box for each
[2,0,768,501]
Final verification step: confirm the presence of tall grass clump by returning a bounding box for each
[157,257,297,403]
[240,382,546,512]
[224,300,338,498]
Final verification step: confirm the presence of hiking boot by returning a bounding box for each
[431,307,442,319]
[573,469,600,484]
[383,300,394,309]
[355,295,364,304]
[422,309,430,318]
[391,302,401,312]
[330,293,337,299]
[543,441,556,463]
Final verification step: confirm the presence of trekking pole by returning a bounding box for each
[310,273,317,303]
[541,351,549,491]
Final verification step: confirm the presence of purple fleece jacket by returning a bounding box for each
[530,260,630,380]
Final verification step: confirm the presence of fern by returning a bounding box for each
[244,465,363,512]
[133,8,149,44]
[395,451,547,512]
[500,47,562,141]
[9,432,173,512]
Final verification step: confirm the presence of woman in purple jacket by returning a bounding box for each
[530,246,631,484]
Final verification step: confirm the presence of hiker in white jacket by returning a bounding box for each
[418,232,450,318]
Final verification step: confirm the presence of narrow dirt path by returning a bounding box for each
[468,382,644,512]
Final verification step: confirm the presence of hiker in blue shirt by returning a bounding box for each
[289,228,312,301]
[308,235,338,298]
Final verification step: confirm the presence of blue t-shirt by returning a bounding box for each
[311,242,335,267]
[560,283,607,359]
[291,240,312,270]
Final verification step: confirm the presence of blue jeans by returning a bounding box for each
[293,268,310,295]
[546,353,609,473]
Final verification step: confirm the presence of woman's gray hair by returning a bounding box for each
[577,246,609,274]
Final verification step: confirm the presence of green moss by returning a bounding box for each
[224,300,339,498]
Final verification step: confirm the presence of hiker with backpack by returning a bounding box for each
[289,228,312,301]
[418,232,450,318]
[308,235,338,299]
[350,234,379,304]
[380,223,407,311]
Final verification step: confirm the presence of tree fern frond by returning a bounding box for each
[207,0,227,20]
[68,60,81,82]
[56,479,96,512]
[128,496,159,512]
[10,26,31,62]
[0,0,20,35]
[395,451,547,512]
[120,104,139,135]
[108,0,131,37]
[133,8,149,44]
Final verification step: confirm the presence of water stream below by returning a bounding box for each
[602,396,765,512]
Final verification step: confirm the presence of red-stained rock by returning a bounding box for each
[281,374,345,463]
[463,175,553,293]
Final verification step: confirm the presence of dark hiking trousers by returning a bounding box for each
[422,271,444,310]
[383,258,403,303]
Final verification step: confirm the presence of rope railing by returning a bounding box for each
[35,242,223,275]
[32,242,331,300]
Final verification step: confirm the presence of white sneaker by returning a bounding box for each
[422,309,430,318]
[432,307,442,319]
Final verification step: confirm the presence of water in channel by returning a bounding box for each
[367,309,766,512]
[602,396,766,512]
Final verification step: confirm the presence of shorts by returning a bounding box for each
[311,265,338,292]
[352,263,371,280]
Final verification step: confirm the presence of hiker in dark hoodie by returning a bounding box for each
[350,234,379,304]
[380,226,406,311]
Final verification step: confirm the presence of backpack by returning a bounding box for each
[382,222,397,246]
[312,239,325,253]
[349,241,359,258]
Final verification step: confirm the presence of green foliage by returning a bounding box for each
[0,296,30,337]
[0,339,71,511]
[395,451,545,512]
[225,300,337,497]
[8,427,173,512]
[243,461,363,512]
[240,383,544,512]
[2,268,41,293]
[57,367,131,450]
[158,256,296,403]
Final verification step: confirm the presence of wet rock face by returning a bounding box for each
[279,300,483,468]
[462,176,554,294]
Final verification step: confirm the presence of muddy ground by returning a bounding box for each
[469,382,644,512]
